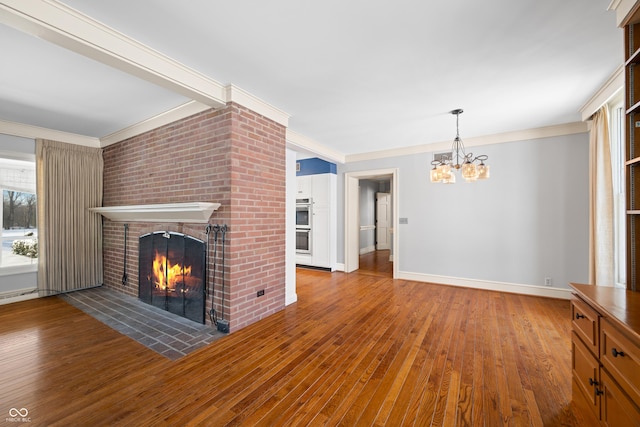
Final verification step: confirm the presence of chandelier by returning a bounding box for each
[430,109,490,184]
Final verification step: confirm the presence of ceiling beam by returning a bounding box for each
[0,0,226,108]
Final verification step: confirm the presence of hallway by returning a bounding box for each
[357,249,392,278]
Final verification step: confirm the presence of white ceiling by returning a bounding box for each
[0,0,623,158]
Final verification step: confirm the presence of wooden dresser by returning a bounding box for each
[570,283,640,426]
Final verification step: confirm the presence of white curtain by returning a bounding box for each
[36,139,104,294]
[588,106,614,286]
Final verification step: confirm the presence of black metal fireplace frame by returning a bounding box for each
[138,231,206,324]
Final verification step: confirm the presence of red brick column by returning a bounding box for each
[102,103,286,332]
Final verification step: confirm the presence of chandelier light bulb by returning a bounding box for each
[477,163,490,180]
[461,161,477,181]
[430,167,441,183]
[443,172,456,184]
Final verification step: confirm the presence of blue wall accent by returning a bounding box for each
[296,158,337,176]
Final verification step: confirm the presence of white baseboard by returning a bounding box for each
[320,265,571,300]
[0,288,39,305]
[359,246,375,255]
[396,271,573,300]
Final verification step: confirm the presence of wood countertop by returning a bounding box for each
[570,282,640,343]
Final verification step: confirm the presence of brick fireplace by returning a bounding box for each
[101,103,286,333]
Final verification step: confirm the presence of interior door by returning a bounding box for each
[376,192,390,250]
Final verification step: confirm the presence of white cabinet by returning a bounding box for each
[312,204,330,267]
[296,174,329,203]
[296,173,336,270]
[296,175,311,197]
[311,173,329,206]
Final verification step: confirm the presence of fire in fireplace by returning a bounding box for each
[138,231,206,323]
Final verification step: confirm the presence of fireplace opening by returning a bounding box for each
[139,231,206,324]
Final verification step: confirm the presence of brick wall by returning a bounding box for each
[102,103,286,332]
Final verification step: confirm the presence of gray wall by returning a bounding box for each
[0,134,35,158]
[338,132,589,290]
[0,271,37,293]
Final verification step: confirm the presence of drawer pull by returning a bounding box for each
[589,377,599,386]
[596,388,604,396]
[611,347,625,358]
[575,313,586,320]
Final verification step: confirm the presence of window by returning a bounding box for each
[610,98,626,288]
[0,158,37,271]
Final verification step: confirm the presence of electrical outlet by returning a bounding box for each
[544,277,552,286]
[257,289,265,297]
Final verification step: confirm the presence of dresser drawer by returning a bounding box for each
[571,331,599,417]
[572,297,600,355]
[601,317,640,405]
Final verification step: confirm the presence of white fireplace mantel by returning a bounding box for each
[88,202,221,223]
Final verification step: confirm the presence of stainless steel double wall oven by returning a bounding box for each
[295,198,312,254]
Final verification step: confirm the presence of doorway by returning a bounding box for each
[344,168,398,277]
[358,249,393,277]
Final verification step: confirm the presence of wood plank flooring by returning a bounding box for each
[0,255,580,426]
[357,249,393,278]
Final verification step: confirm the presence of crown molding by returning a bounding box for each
[286,129,345,164]
[0,0,597,160]
[580,64,624,120]
[99,87,291,146]
[0,0,292,146]
[225,85,289,127]
[0,119,99,147]
[345,121,589,163]
[0,0,226,107]
[608,0,640,26]
[0,117,589,164]
[99,101,212,147]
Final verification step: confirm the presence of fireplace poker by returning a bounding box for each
[208,224,219,326]
[204,224,212,321]
[217,224,229,333]
[122,223,128,286]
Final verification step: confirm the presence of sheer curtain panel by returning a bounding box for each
[588,106,614,286]
[36,139,103,294]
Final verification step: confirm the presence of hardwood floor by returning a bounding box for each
[0,267,580,426]
[358,250,393,278]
